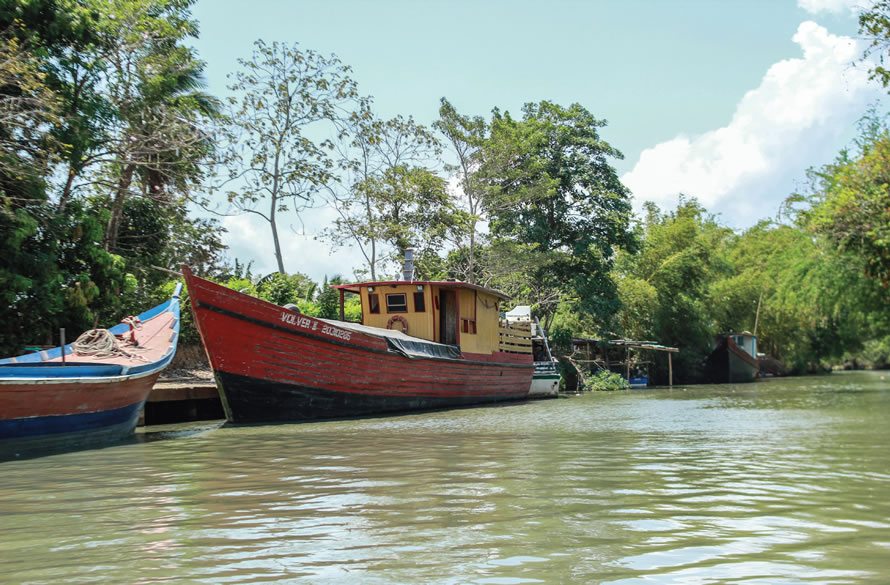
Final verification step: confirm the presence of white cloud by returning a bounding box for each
[621,21,883,227]
[797,0,871,15]
[221,207,366,282]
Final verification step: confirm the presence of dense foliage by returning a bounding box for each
[599,194,890,383]
[0,0,226,355]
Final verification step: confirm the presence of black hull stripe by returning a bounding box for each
[215,370,528,423]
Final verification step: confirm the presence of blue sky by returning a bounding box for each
[189,0,885,280]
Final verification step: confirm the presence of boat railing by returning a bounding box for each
[498,321,533,354]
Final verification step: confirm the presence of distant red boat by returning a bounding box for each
[182,261,534,423]
[0,285,182,456]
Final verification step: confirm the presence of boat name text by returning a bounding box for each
[280,312,352,341]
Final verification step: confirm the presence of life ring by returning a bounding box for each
[386,315,408,333]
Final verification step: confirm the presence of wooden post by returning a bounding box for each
[626,346,630,380]
[339,290,345,321]
[668,352,673,388]
[753,291,763,337]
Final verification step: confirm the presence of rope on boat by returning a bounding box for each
[72,329,148,361]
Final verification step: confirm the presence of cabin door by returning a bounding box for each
[439,289,458,345]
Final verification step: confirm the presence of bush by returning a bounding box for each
[585,370,629,391]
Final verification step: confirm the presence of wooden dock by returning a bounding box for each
[140,379,223,425]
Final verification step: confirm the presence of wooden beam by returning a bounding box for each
[669,352,673,388]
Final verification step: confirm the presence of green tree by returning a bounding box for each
[860,1,890,90]
[95,0,218,251]
[325,101,445,280]
[316,275,339,319]
[480,101,637,322]
[799,122,890,288]
[219,40,358,274]
[613,199,732,382]
[434,97,487,283]
[719,219,887,373]
[0,0,107,209]
[256,271,317,306]
[0,0,227,354]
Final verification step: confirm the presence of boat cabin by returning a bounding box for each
[720,331,757,359]
[331,279,514,356]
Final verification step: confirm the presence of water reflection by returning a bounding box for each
[0,373,888,584]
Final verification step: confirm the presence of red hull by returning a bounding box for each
[0,373,160,419]
[0,286,182,454]
[183,267,533,423]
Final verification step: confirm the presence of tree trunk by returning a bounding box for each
[365,190,376,280]
[270,148,286,274]
[468,228,476,284]
[58,166,77,212]
[105,163,136,251]
[58,71,85,213]
[270,194,285,274]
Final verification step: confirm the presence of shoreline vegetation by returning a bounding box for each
[3,1,890,386]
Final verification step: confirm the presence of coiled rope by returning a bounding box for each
[72,329,147,361]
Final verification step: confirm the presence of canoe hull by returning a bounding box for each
[0,372,159,438]
[0,285,181,457]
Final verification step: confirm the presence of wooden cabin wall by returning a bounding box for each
[458,290,500,355]
[360,284,435,341]
[356,283,502,355]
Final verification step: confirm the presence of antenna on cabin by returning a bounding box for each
[402,248,415,282]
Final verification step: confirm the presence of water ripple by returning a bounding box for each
[0,373,888,584]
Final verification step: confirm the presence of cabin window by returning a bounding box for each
[413,291,426,312]
[461,318,477,334]
[368,293,380,314]
[386,293,408,313]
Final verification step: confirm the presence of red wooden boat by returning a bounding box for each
[0,285,182,457]
[182,263,534,423]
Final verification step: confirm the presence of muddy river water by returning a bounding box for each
[1,372,888,584]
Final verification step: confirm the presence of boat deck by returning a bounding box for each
[42,312,178,366]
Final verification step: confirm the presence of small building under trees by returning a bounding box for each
[565,338,679,391]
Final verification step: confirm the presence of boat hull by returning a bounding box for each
[705,337,759,383]
[184,269,533,423]
[0,285,181,457]
[529,362,559,398]
[215,369,528,422]
[0,365,165,458]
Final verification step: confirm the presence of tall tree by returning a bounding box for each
[95,0,217,251]
[0,0,107,209]
[480,101,637,321]
[612,199,731,381]
[325,101,443,280]
[218,40,358,274]
[0,0,227,354]
[798,119,890,288]
[434,97,487,283]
